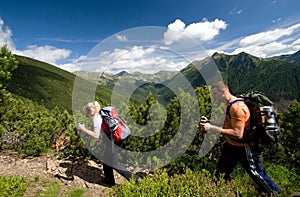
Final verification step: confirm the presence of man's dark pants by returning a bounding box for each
[216,142,280,195]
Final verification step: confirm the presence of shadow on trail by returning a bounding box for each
[55,158,111,187]
[54,157,148,187]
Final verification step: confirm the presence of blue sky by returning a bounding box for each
[1,0,300,73]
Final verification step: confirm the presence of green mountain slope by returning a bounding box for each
[276,50,300,65]
[7,55,112,111]
[7,55,75,111]
[180,52,300,103]
[211,52,300,101]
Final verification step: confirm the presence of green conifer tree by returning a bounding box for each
[0,44,18,103]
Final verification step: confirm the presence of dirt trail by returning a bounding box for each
[0,151,126,197]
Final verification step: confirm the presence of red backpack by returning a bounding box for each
[100,106,131,142]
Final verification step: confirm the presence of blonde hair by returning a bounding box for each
[85,101,101,114]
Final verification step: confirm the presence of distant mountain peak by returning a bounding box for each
[277,49,300,65]
[115,71,132,76]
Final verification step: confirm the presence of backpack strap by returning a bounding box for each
[226,98,246,117]
[100,108,111,118]
[100,108,116,152]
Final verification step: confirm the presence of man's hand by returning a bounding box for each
[199,116,211,132]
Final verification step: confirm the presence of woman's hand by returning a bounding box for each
[78,123,85,131]
[77,123,100,139]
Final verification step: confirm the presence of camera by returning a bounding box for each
[200,117,210,124]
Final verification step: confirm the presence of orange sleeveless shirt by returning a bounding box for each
[224,100,251,146]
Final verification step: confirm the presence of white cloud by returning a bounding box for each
[0,18,16,50]
[272,17,282,23]
[216,22,300,58]
[239,23,300,47]
[292,38,300,46]
[164,18,227,45]
[15,45,71,64]
[232,42,289,57]
[76,45,189,74]
[56,63,80,72]
[116,34,128,42]
[0,18,77,72]
[59,55,88,72]
[104,46,143,60]
[236,9,243,15]
[95,46,159,73]
[14,45,81,72]
[230,6,243,16]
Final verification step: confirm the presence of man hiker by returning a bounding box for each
[199,81,280,195]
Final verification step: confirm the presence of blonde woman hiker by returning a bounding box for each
[78,101,138,186]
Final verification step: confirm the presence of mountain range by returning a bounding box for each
[7,50,300,112]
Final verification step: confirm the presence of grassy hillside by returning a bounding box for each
[7,55,113,111]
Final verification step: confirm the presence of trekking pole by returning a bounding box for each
[55,131,81,181]
[198,127,206,167]
[68,133,81,178]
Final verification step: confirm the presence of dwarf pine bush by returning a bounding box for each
[110,168,259,197]
[0,175,27,197]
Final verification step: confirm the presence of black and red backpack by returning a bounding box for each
[100,106,131,142]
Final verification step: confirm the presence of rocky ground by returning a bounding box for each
[0,151,127,197]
